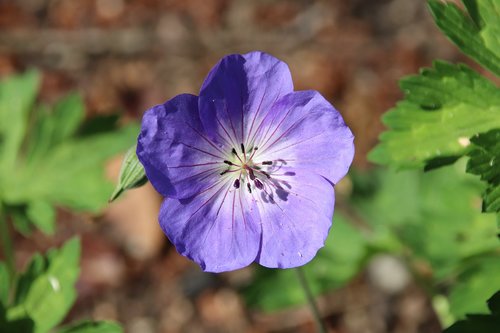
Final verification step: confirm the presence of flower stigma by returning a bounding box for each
[220,143,274,194]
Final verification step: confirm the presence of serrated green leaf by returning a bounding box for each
[57,320,123,333]
[428,0,500,75]
[110,144,147,202]
[0,70,39,175]
[466,129,500,215]
[449,257,500,318]
[0,262,9,306]
[26,201,55,235]
[243,214,367,311]
[9,238,81,333]
[369,61,500,169]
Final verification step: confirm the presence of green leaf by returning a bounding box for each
[26,94,84,164]
[369,61,500,169]
[57,320,123,333]
[9,238,81,333]
[0,303,34,333]
[353,166,498,281]
[0,70,138,234]
[444,291,500,333]
[26,201,55,235]
[243,214,367,311]
[0,262,9,305]
[3,124,139,212]
[51,93,85,143]
[448,257,500,318]
[428,0,500,75]
[0,70,39,174]
[9,205,33,236]
[466,129,500,215]
[110,144,147,202]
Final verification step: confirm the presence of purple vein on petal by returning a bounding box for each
[246,90,267,144]
[184,121,228,156]
[201,182,233,248]
[216,114,238,149]
[247,89,283,147]
[258,130,326,156]
[180,179,231,240]
[223,101,239,147]
[255,106,298,152]
[175,141,225,160]
[240,85,245,144]
[167,162,222,169]
[176,166,221,184]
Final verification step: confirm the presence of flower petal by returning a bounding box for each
[160,182,261,272]
[253,168,335,268]
[199,51,294,148]
[253,90,354,184]
[137,94,226,199]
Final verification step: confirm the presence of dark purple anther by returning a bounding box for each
[234,179,240,188]
[254,179,263,189]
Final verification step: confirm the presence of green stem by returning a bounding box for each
[0,209,15,282]
[295,267,327,333]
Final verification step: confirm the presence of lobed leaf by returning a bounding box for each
[0,70,39,175]
[466,129,500,216]
[9,238,81,333]
[444,291,500,333]
[369,61,500,169]
[448,257,500,319]
[428,0,500,76]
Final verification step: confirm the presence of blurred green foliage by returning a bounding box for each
[0,239,122,333]
[0,70,138,236]
[0,69,134,332]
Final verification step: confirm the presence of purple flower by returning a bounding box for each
[137,51,354,272]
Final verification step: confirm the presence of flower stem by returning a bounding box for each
[295,266,327,333]
[0,208,15,282]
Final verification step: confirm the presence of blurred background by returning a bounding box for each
[1,0,496,332]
